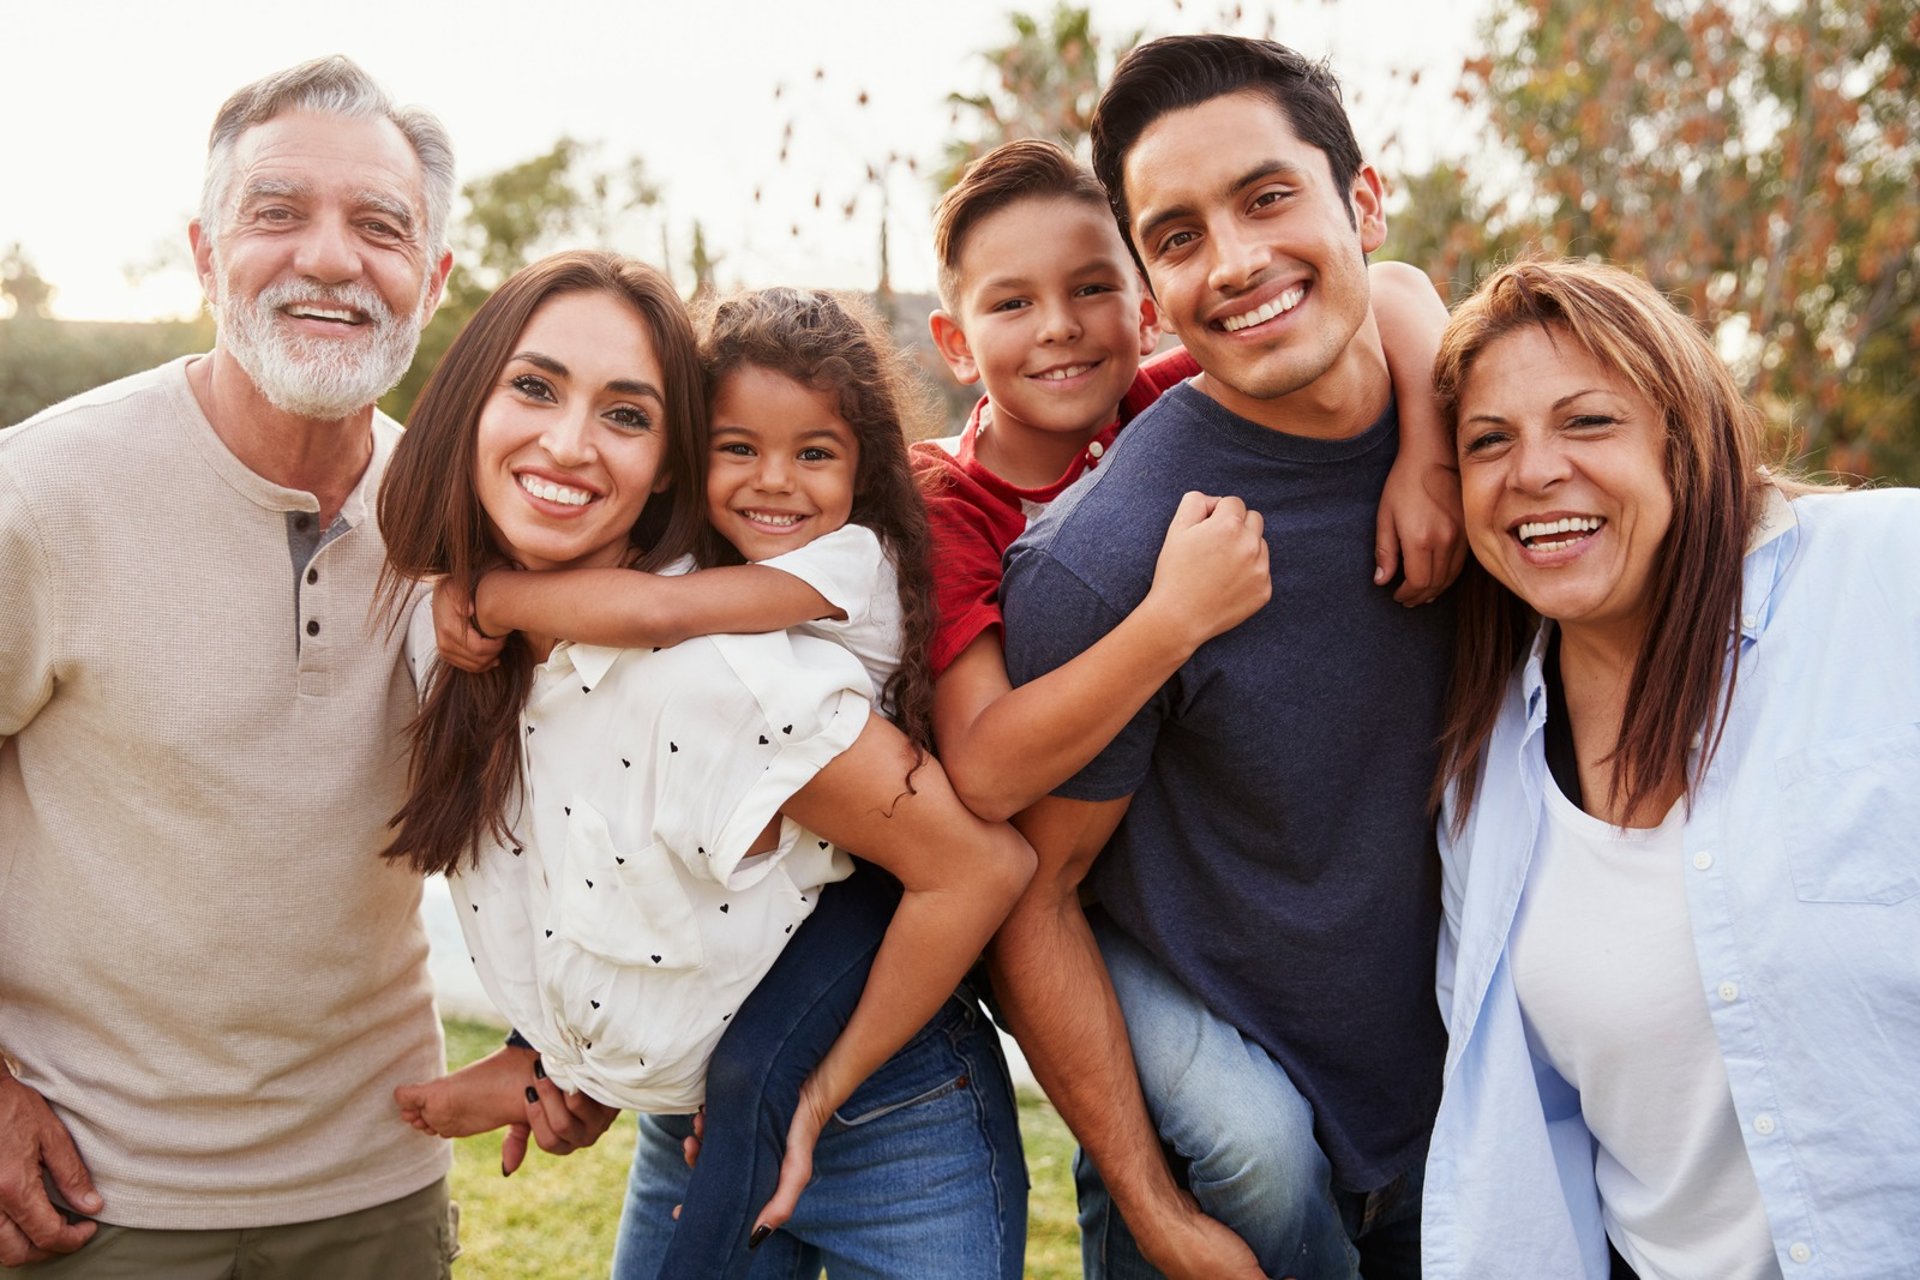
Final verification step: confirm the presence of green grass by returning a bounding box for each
[444,1018,1081,1278]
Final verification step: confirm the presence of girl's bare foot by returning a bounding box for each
[395,1045,538,1137]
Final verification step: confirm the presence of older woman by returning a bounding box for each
[1421,259,1919,1279]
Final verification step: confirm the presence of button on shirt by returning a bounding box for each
[1425,489,1920,1279]
[407,584,872,1112]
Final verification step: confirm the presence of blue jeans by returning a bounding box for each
[1078,917,1422,1280]
[611,866,1027,1280]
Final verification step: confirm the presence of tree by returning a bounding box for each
[1,244,55,321]
[1386,0,1920,479]
[936,4,1142,189]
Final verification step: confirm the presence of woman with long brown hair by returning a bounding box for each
[376,251,1035,1276]
[1422,258,1920,1278]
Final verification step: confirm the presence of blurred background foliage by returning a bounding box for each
[5,0,1914,480]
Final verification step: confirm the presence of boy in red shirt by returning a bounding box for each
[916,138,1459,821]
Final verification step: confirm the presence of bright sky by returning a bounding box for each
[1,0,1485,321]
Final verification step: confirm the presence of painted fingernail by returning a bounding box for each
[748,1224,772,1249]
[533,1059,547,1080]
[526,1086,540,1103]
[501,1158,511,1178]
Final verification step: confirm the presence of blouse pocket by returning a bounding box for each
[552,801,706,969]
[1778,722,1920,905]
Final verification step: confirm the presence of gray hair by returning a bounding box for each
[199,55,455,261]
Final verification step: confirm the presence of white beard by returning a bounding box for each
[215,270,426,421]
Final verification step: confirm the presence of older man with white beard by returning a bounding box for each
[0,57,471,1277]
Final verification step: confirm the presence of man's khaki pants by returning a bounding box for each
[7,1178,455,1280]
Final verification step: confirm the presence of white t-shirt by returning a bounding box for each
[407,573,872,1112]
[759,523,902,709]
[1510,781,1780,1280]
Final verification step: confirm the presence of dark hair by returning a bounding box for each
[933,138,1112,310]
[1432,258,1786,831]
[1090,35,1364,272]
[377,250,706,876]
[696,287,940,764]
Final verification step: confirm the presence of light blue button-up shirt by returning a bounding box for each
[1424,489,1920,1279]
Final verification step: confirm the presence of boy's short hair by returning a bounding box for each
[1090,35,1363,269]
[933,138,1112,311]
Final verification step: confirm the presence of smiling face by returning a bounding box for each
[705,364,859,562]
[936,195,1157,441]
[473,290,672,573]
[1122,91,1385,429]
[1457,324,1675,647]
[194,110,449,420]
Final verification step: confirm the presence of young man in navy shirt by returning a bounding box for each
[993,35,1459,1280]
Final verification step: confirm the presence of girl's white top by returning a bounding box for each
[409,529,899,1111]
[1509,782,1779,1280]
[761,523,903,707]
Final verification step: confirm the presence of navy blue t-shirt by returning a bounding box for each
[1001,380,1451,1191]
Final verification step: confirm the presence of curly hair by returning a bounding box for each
[695,287,941,764]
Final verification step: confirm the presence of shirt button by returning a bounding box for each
[1692,850,1714,870]
[1789,1242,1812,1264]
[1689,730,1704,751]
[1717,981,1739,1002]
[306,619,320,637]
[1087,440,1105,459]
[1754,1113,1776,1136]
[306,567,319,585]
[1741,611,1757,629]
[295,513,314,532]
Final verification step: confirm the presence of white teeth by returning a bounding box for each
[518,474,592,507]
[743,510,803,527]
[1517,516,1603,547]
[1220,287,1305,333]
[285,305,361,323]
[1034,363,1095,381]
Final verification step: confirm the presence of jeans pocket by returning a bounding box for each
[828,998,974,1130]
[1779,721,1920,904]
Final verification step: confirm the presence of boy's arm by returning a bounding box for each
[933,492,1269,823]
[473,563,842,650]
[1370,259,1465,606]
[988,795,1264,1280]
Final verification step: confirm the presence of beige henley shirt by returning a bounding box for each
[0,357,448,1229]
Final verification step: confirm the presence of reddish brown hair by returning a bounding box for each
[377,250,706,875]
[696,286,940,765]
[1433,258,1774,829]
[933,138,1111,311]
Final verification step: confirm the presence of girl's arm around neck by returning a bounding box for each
[473,563,844,650]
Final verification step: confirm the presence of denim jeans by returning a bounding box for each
[1077,917,1422,1280]
[611,865,1027,1280]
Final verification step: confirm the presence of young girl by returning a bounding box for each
[379,259,1034,1277]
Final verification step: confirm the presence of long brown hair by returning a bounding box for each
[377,251,706,875]
[696,287,941,762]
[1432,259,1773,829]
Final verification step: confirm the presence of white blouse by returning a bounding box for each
[407,541,892,1111]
